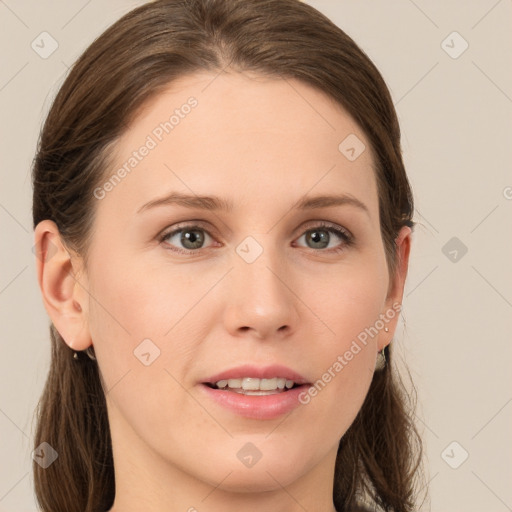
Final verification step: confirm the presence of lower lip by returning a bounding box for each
[199,383,309,420]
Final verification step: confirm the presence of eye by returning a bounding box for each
[159,224,215,253]
[158,221,354,254]
[294,222,353,254]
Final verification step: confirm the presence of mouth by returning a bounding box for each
[199,365,311,419]
[203,377,304,396]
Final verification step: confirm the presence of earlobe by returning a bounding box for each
[34,220,91,351]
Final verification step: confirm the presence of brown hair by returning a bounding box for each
[31,0,424,510]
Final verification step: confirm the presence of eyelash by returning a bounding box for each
[158,221,354,255]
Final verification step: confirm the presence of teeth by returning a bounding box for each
[214,377,297,391]
[227,378,242,388]
[260,378,277,391]
[242,377,260,390]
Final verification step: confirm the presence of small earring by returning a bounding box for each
[384,327,389,332]
[74,347,96,361]
[85,346,96,361]
[375,348,386,371]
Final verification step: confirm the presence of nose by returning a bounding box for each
[222,235,301,340]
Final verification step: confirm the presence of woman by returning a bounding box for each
[31,0,424,510]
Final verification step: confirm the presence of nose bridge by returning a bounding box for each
[235,233,285,277]
[235,232,287,293]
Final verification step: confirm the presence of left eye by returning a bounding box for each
[295,225,351,251]
[159,223,352,254]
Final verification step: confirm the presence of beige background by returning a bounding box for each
[1,1,511,510]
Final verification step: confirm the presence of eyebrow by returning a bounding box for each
[137,192,370,216]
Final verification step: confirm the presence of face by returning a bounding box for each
[43,71,409,496]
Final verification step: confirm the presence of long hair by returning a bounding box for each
[31,1,424,510]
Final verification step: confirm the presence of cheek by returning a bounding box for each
[84,248,172,391]
[85,246,214,398]
[87,247,191,342]
[85,253,207,453]
[296,251,388,415]
[305,250,389,348]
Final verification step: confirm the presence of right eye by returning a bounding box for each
[159,224,216,253]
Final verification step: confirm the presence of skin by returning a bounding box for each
[35,71,411,512]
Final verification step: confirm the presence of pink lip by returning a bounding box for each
[199,364,311,420]
[203,364,309,385]
[199,383,309,420]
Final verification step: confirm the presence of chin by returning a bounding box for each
[204,465,303,493]
[190,443,314,492]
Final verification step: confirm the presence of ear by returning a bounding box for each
[33,220,92,351]
[378,225,412,351]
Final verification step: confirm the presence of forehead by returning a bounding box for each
[98,71,379,220]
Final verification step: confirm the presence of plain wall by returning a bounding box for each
[1,1,511,510]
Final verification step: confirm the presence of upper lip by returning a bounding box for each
[203,364,310,385]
